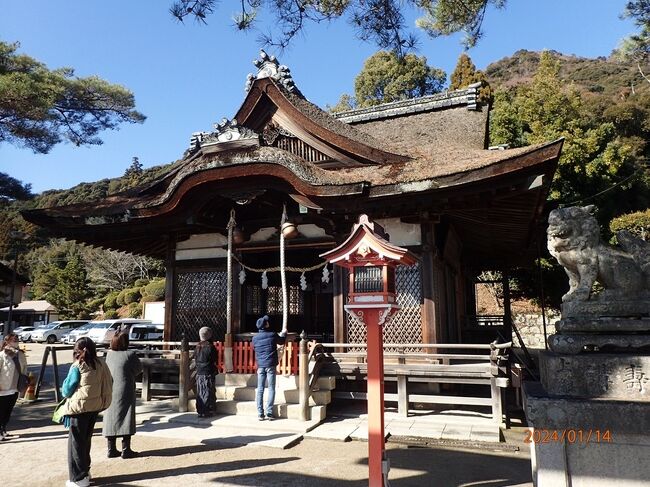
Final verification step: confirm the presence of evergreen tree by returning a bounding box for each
[41,255,91,318]
[0,173,32,202]
[354,51,446,108]
[449,53,492,103]
[124,156,144,184]
[0,41,145,154]
[490,51,649,228]
[169,0,505,52]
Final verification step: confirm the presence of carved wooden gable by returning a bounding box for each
[261,122,335,167]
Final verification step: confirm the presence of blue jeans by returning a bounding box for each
[256,367,276,416]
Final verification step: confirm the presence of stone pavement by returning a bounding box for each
[134,399,501,449]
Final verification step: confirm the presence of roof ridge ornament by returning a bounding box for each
[245,50,298,93]
[185,118,259,156]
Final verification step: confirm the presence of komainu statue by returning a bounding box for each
[547,205,650,303]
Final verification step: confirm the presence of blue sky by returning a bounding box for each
[0,0,637,194]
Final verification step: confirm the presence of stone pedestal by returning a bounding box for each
[540,352,650,399]
[524,381,650,487]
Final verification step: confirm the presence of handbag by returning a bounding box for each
[52,398,67,424]
[11,355,28,394]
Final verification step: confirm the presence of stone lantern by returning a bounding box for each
[321,215,417,487]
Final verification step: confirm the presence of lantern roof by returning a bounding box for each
[320,215,418,268]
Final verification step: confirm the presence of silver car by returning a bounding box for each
[62,322,99,344]
[31,321,88,344]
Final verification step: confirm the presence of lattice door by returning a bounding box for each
[346,262,423,350]
[174,270,227,341]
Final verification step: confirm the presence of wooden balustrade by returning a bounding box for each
[214,340,300,375]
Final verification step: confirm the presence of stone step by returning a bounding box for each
[215,385,331,406]
[187,398,326,421]
[282,388,331,406]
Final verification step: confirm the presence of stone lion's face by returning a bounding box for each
[547,208,575,249]
[547,206,598,252]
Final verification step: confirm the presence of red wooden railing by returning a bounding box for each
[214,340,300,375]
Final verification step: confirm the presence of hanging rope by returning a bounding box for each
[226,208,236,335]
[232,255,327,274]
[280,204,288,334]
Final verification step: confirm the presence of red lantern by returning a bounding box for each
[321,215,417,487]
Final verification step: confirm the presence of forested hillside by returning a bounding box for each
[486,49,650,97]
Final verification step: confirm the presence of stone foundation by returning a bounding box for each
[512,313,558,349]
[524,382,650,487]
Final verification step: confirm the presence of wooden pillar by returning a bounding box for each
[232,260,242,336]
[178,335,190,412]
[332,266,346,352]
[298,331,310,421]
[51,347,60,403]
[420,221,439,345]
[503,270,512,343]
[163,236,175,342]
[141,365,151,401]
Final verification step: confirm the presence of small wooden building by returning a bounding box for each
[24,52,562,347]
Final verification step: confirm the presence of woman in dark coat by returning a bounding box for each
[194,326,217,418]
[102,331,142,459]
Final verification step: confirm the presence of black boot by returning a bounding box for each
[107,437,120,458]
[121,435,138,459]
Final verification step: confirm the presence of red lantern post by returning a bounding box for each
[321,215,418,487]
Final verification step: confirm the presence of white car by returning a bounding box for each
[62,322,98,344]
[16,326,36,342]
[31,321,89,344]
[86,319,152,345]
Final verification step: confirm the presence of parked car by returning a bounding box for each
[86,319,152,345]
[31,321,89,344]
[129,323,164,342]
[62,322,98,344]
[16,326,36,342]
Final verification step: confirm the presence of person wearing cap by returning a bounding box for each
[194,326,218,418]
[252,315,286,420]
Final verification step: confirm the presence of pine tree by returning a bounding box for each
[123,156,144,187]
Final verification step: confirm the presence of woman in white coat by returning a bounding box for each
[0,333,27,440]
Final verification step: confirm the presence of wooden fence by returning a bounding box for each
[214,340,300,375]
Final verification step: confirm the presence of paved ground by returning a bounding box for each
[2,343,534,486]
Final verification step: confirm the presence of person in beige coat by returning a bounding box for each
[0,333,27,440]
[61,337,112,487]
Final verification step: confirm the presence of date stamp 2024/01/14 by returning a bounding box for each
[524,429,613,445]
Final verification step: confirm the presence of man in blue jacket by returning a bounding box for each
[252,315,286,420]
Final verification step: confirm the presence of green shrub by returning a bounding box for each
[610,209,650,241]
[116,289,129,307]
[87,297,105,311]
[143,279,165,300]
[134,278,149,287]
[104,309,118,319]
[127,302,142,318]
[140,294,159,303]
[124,287,141,304]
[104,291,119,310]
